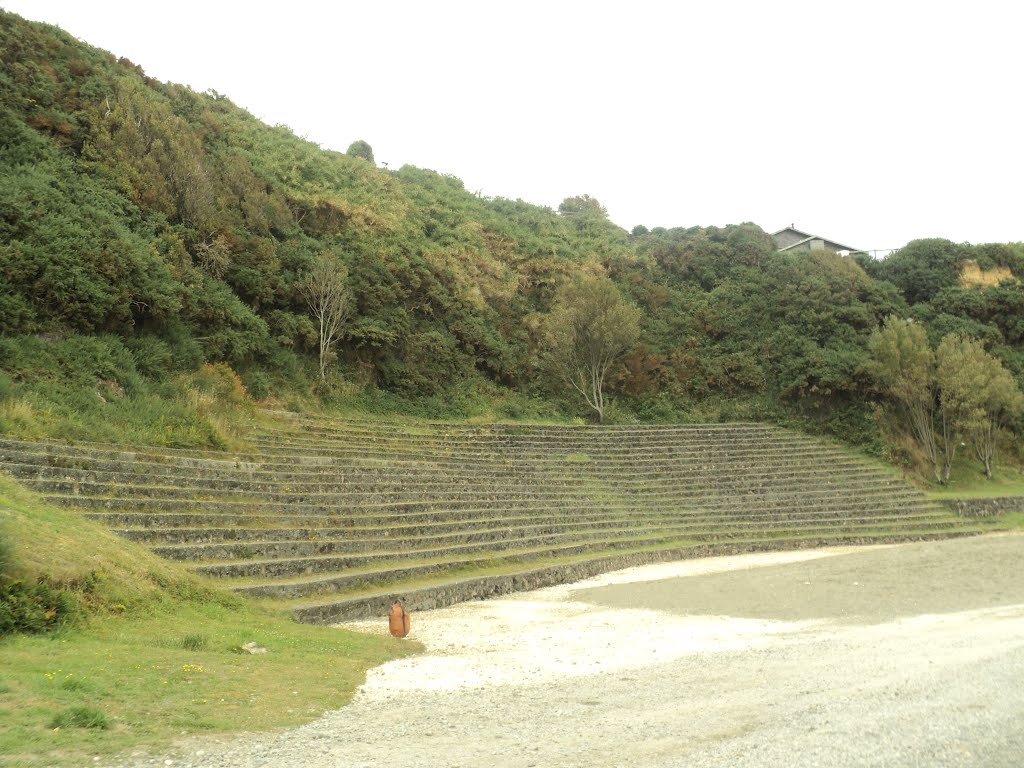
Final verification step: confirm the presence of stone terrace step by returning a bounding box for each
[157,511,968,567]
[238,439,859,465]
[232,523,991,603]
[256,415,849,447]
[0,436,881,474]
[41,488,945,520]
[119,504,959,549]
[205,517,974,585]
[0,452,898,495]
[0,437,256,465]
[260,413,776,436]
[21,471,926,506]
[245,426,825,451]
[84,496,950,537]
[0,457,906,492]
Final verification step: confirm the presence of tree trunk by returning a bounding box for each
[908,402,943,483]
[318,319,328,381]
[974,420,997,480]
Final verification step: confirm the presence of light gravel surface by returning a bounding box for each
[110,533,1024,768]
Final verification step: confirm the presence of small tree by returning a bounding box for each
[934,334,984,482]
[933,334,1024,481]
[972,367,1024,478]
[558,194,608,219]
[869,320,1024,482]
[867,317,942,481]
[938,336,1024,479]
[544,275,641,422]
[346,140,374,163]
[301,253,352,381]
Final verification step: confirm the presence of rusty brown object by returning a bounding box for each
[388,600,410,638]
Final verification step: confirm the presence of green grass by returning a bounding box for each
[180,633,208,651]
[0,372,255,453]
[1001,510,1024,529]
[927,480,1024,499]
[912,459,1024,530]
[49,706,109,731]
[923,463,1024,499]
[0,476,419,767]
[563,453,592,463]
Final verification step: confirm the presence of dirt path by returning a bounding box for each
[117,533,1024,767]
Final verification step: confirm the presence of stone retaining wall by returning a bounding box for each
[942,496,1024,518]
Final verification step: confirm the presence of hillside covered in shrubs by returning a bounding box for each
[1,10,1022,480]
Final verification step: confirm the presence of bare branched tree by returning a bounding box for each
[544,274,641,422]
[301,253,353,381]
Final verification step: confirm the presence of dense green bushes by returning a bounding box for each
[0,9,1022,476]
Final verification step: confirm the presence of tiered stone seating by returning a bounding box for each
[0,412,996,622]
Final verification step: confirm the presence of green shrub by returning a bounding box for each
[188,362,249,404]
[180,633,208,651]
[0,574,79,635]
[0,534,11,575]
[60,677,92,692]
[240,369,271,401]
[0,527,80,636]
[627,392,688,423]
[598,400,639,425]
[49,706,109,730]
[0,371,14,401]
[124,334,177,378]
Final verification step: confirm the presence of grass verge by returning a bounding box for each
[1002,510,1024,529]
[0,476,419,767]
[923,464,1024,500]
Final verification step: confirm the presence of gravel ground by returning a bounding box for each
[111,533,1024,768]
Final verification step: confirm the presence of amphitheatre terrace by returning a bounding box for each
[0,412,1000,622]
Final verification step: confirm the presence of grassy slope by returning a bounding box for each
[908,457,1024,530]
[927,479,1024,499]
[0,476,419,767]
[920,459,1024,500]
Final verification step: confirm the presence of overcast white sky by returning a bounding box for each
[5,0,1023,253]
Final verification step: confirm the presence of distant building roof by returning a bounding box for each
[771,226,863,254]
